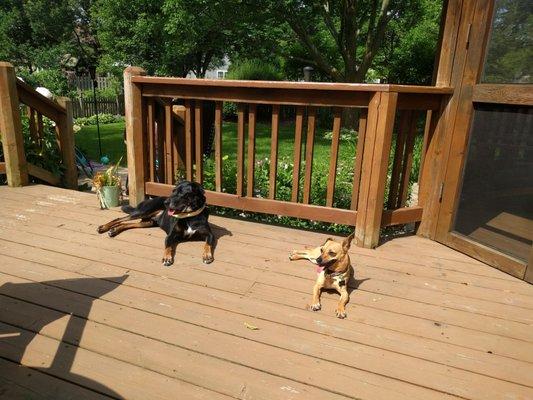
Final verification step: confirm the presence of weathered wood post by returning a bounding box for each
[355,91,398,248]
[124,66,147,206]
[56,97,77,189]
[0,62,28,187]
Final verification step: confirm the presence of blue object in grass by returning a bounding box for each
[100,155,110,165]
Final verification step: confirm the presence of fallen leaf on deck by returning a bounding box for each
[244,322,259,330]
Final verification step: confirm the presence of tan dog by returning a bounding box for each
[289,233,354,318]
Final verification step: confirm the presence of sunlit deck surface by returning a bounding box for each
[0,184,532,400]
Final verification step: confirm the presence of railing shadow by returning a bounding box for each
[0,275,128,399]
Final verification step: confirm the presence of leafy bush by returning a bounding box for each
[0,108,64,185]
[226,60,283,81]
[75,113,124,127]
[16,68,71,97]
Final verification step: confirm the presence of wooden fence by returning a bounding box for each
[72,75,114,91]
[124,67,452,248]
[72,96,125,118]
[0,62,77,189]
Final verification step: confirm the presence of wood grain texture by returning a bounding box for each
[214,102,223,192]
[291,106,304,202]
[351,110,367,210]
[194,100,203,184]
[164,104,174,184]
[269,105,280,200]
[246,104,257,197]
[326,108,342,207]
[124,66,147,205]
[0,62,28,187]
[387,111,411,210]
[184,100,194,181]
[147,98,155,182]
[473,84,533,106]
[55,97,77,189]
[236,103,245,196]
[302,107,316,204]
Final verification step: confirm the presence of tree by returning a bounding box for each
[256,0,440,83]
[94,0,251,77]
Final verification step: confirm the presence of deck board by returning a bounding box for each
[0,185,532,400]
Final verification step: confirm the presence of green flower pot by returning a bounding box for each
[99,185,120,208]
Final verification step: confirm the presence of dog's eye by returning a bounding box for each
[328,251,336,257]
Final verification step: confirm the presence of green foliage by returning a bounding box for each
[75,113,124,127]
[226,59,283,81]
[17,68,71,96]
[482,0,532,83]
[0,110,64,185]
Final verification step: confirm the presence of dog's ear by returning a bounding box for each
[322,237,333,247]
[342,232,355,252]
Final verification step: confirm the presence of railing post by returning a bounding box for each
[355,91,398,248]
[0,62,28,186]
[56,97,77,189]
[124,66,147,206]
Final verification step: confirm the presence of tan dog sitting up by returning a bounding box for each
[289,233,354,319]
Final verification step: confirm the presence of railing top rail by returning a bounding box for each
[16,79,66,122]
[131,76,453,95]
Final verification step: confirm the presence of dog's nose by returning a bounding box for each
[316,256,323,265]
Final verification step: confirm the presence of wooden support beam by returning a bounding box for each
[124,66,147,206]
[236,103,245,196]
[326,108,341,207]
[194,100,203,184]
[164,104,174,184]
[0,62,28,187]
[351,110,367,210]
[184,100,193,181]
[355,92,398,248]
[55,97,77,189]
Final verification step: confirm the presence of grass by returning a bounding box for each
[75,122,126,163]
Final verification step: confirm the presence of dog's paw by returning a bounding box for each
[288,251,297,261]
[202,254,214,264]
[108,228,117,238]
[310,303,321,311]
[162,257,174,267]
[335,308,347,319]
[97,225,106,234]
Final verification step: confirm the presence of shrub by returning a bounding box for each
[74,113,124,127]
[16,68,71,97]
[226,60,283,81]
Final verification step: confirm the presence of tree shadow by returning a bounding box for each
[0,275,128,399]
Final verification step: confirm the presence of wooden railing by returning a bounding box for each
[124,67,452,248]
[0,62,77,189]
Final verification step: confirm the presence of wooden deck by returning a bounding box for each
[0,185,532,400]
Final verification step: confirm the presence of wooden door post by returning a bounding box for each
[124,66,147,206]
[56,97,77,189]
[0,62,28,186]
[355,91,398,248]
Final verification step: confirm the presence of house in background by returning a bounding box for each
[186,56,230,79]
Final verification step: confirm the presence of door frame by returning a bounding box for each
[418,0,533,281]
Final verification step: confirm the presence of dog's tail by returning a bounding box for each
[121,204,136,214]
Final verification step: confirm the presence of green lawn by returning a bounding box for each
[75,122,126,164]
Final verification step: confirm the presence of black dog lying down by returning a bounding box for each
[97,181,214,266]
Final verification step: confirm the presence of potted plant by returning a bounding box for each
[93,157,122,209]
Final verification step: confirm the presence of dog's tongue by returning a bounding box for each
[168,209,175,216]
[316,265,325,273]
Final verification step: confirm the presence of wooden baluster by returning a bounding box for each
[194,100,203,183]
[326,108,341,207]
[172,105,186,172]
[37,112,44,146]
[291,106,304,202]
[214,101,223,192]
[184,100,193,181]
[56,97,77,189]
[27,107,38,142]
[355,92,398,248]
[164,103,174,184]
[147,98,155,182]
[351,109,367,210]
[156,104,165,182]
[236,103,245,196]
[397,112,419,208]
[302,106,316,204]
[246,104,257,197]
[387,111,412,210]
[268,104,280,199]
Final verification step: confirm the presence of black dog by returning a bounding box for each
[97,181,214,266]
